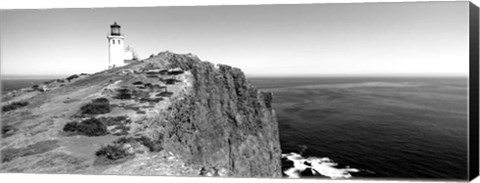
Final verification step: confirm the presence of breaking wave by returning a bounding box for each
[282,152,359,179]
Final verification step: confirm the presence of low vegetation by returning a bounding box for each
[2,125,16,138]
[63,118,108,136]
[97,116,131,126]
[156,91,174,97]
[1,140,60,163]
[114,135,164,152]
[146,74,159,78]
[2,101,29,112]
[167,70,184,75]
[63,116,131,136]
[114,88,132,100]
[79,98,111,115]
[43,80,56,85]
[163,78,180,85]
[132,81,144,85]
[98,116,131,136]
[94,144,132,165]
[75,118,108,136]
[135,136,164,152]
[66,74,79,82]
[139,97,164,103]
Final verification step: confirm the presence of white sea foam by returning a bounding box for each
[282,152,359,179]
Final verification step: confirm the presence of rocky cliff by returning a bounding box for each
[0,51,281,177]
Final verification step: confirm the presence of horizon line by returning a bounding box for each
[0,73,469,80]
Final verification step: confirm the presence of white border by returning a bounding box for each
[0,0,478,183]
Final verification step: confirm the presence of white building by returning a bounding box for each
[107,22,139,69]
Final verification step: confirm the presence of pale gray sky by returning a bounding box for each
[0,2,470,77]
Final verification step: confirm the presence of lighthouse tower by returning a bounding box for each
[107,22,125,69]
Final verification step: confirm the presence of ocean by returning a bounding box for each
[250,77,468,180]
[1,79,51,94]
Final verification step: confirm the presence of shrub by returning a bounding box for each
[156,92,173,97]
[143,83,153,88]
[63,121,79,132]
[167,70,184,75]
[114,136,137,144]
[43,80,56,85]
[146,74,159,78]
[136,136,163,152]
[132,81,144,85]
[2,125,16,138]
[95,144,126,160]
[146,71,160,75]
[2,101,29,112]
[63,116,131,136]
[140,98,163,103]
[92,97,109,104]
[114,135,163,152]
[80,98,111,115]
[114,88,132,100]
[76,118,108,136]
[159,69,168,75]
[94,144,132,165]
[165,79,179,85]
[66,74,79,82]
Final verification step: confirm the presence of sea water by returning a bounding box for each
[250,77,468,180]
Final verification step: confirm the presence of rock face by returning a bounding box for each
[0,51,281,177]
[159,53,282,177]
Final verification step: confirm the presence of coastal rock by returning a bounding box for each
[159,55,282,177]
[0,51,281,177]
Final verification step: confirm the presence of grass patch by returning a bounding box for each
[79,98,111,115]
[2,101,29,112]
[1,140,60,163]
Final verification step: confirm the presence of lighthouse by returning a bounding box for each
[107,22,126,69]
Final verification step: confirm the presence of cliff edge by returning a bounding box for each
[0,51,281,177]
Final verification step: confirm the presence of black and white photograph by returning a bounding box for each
[0,1,478,182]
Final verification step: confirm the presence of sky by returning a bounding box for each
[0,1,470,78]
